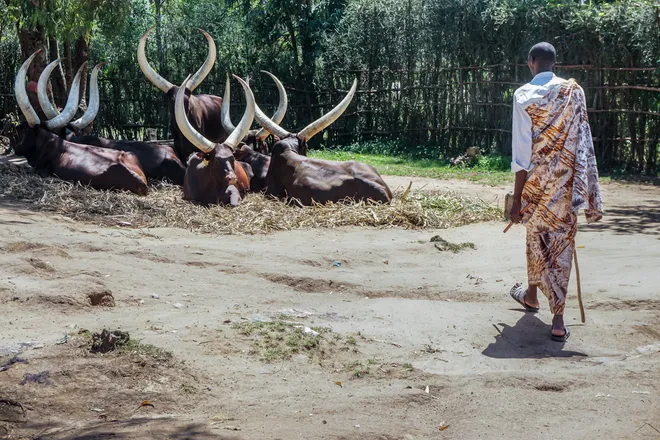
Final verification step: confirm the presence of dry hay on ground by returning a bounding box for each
[0,163,501,234]
[0,332,202,439]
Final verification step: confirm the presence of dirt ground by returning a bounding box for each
[0,175,658,440]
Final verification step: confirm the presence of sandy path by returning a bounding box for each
[0,177,658,439]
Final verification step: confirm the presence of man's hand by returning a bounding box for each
[509,170,528,223]
[509,199,522,223]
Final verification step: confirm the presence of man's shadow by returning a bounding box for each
[482,312,588,359]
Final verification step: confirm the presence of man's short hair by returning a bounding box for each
[528,42,556,65]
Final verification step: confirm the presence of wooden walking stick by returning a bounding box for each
[503,193,586,323]
[573,248,585,323]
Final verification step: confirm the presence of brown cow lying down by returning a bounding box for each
[15,125,148,195]
[183,152,251,206]
[35,59,186,186]
[14,51,148,195]
[174,74,255,206]
[251,79,392,205]
[139,28,228,163]
[233,144,270,193]
[67,134,185,185]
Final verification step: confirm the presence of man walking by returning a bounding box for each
[508,42,603,341]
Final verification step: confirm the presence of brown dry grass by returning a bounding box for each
[0,163,501,234]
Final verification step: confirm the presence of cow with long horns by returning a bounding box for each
[13,51,149,195]
[35,57,186,185]
[175,74,254,206]
[138,28,228,163]
[251,79,392,205]
[222,71,288,155]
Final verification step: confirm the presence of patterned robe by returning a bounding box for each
[521,79,603,315]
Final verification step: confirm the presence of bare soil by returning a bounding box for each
[0,176,658,440]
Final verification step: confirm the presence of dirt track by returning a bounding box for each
[0,177,658,439]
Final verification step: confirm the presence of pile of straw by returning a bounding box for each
[0,163,501,235]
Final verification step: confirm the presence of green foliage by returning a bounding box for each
[5,0,133,40]
[1,0,658,174]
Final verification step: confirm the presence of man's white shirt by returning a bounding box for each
[511,71,567,173]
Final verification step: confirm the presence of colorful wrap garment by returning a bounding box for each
[520,79,603,315]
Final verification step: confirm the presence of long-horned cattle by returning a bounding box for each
[251,79,392,205]
[222,71,289,192]
[221,71,288,155]
[13,51,148,195]
[138,28,227,163]
[36,57,186,185]
[174,74,255,206]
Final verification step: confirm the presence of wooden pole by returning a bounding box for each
[573,248,585,323]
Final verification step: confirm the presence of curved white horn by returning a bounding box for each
[70,63,104,131]
[38,57,64,119]
[45,62,86,130]
[220,74,236,134]
[298,78,357,142]
[188,29,216,91]
[174,75,215,153]
[138,27,175,93]
[253,102,291,140]
[15,50,42,127]
[224,75,255,150]
[255,70,288,141]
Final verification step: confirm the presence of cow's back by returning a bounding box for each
[72,136,186,185]
[54,144,148,195]
[115,141,185,185]
[287,158,392,205]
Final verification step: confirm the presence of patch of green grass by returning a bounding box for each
[309,150,513,186]
[430,235,476,253]
[116,339,174,361]
[402,362,414,371]
[232,321,351,363]
[345,360,371,379]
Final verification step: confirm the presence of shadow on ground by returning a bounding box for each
[482,313,588,359]
[581,200,660,235]
[13,418,243,440]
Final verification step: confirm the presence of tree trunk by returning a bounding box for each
[16,25,48,120]
[154,0,169,138]
[63,40,73,88]
[155,0,167,78]
[48,36,68,108]
[73,34,90,107]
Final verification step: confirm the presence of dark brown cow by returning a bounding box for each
[36,55,186,185]
[66,134,185,185]
[183,150,251,206]
[138,28,228,163]
[251,79,392,205]
[175,75,255,206]
[14,51,148,195]
[15,124,148,195]
[233,144,270,193]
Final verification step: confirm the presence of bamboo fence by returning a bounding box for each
[1,63,658,173]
